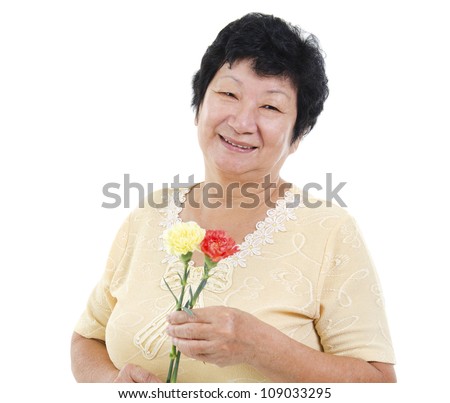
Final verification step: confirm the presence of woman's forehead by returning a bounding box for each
[212,60,296,95]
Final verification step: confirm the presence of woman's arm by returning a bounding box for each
[247,321,396,382]
[166,307,396,383]
[71,332,161,383]
[71,332,119,382]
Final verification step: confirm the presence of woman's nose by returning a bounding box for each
[227,103,257,134]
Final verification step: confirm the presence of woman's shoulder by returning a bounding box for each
[290,184,351,221]
[285,184,359,243]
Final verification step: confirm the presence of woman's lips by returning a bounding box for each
[219,135,257,153]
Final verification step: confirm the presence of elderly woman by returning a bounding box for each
[71,13,396,382]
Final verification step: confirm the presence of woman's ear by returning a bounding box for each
[289,137,301,154]
[194,109,200,126]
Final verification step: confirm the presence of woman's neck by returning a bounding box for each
[197,173,289,208]
[179,174,292,243]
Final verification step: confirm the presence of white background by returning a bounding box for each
[1,0,449,401]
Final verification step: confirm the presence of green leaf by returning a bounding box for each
[163,278,179,304]
[182,306,194,316]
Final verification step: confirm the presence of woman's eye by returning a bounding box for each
[262,105,280,112]
[221,92,236,98]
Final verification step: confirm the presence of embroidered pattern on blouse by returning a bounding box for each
[133,187,300,359]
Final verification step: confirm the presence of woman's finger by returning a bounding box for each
[172,337,216,358]
[167,307,216,325]
[129,365,162,383]
[166,322,211,340]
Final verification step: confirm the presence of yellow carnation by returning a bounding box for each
[163,221,206,256]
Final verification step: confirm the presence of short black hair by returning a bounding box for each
[192,12,329,143]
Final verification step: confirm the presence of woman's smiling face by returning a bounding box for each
[196,59,299,182]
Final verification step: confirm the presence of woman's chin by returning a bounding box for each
[203,150,263,180]
[212,164,261,181]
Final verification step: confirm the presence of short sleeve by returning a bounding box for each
[314,214,396,364]
[74,215,130,341]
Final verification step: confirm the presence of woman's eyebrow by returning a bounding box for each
[215,76,292,100]
[266,89,292,100]
[215,75,241,84]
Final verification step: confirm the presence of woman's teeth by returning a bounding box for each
[223,137,254,149]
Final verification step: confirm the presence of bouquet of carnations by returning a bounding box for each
[162,222,238,383]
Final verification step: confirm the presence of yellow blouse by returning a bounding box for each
[75,187,395,382]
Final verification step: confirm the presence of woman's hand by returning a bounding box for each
[113,364,162,383]
[166,306,264,367]
[71,332,162,383]
[166,307,396,382]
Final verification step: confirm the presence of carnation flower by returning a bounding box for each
[163,221,205,257]
[200,230,239,263]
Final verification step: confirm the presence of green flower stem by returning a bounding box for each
[166,345,176,383]
[177,251,192,308]
[171,350,182,383]
[166,252,191,383]
[189,277,207,308]
[189,259,217,308]
[176,271,188,310]
[166,254,218,382]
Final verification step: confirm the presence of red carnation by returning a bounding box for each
[200,230,239,263]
